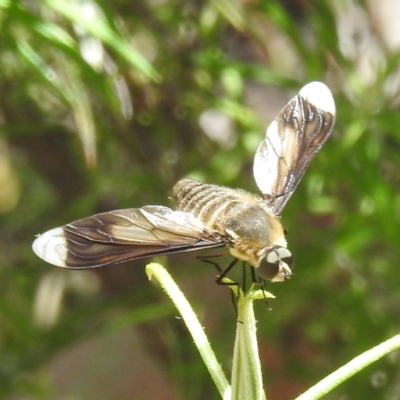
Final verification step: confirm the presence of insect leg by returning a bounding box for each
[250,267,272,310]
[199,256,241,314]
[250,266,258,284]
[215,258,239,285]
[197,254,225,273]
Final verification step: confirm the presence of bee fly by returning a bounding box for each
[33,82,335,283]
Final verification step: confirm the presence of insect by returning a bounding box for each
[33,82,335,283]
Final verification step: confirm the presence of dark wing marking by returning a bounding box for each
[253,81,336,215]
[32,206,228,269]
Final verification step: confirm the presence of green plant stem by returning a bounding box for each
[231,287,269,400]
[295,333,400,400]
[146,263,231,400]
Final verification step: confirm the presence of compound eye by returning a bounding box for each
[258,247,294,281]
[274,247,293,268]
[265,250,279,266]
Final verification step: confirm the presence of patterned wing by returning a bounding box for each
[253,81,336,215]
[32,206,227,269]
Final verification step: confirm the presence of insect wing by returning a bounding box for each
[253,81,336,215]
[32,206,227,269]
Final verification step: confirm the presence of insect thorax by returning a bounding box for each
[173,178,287,267]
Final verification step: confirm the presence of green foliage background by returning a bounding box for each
[1,0,400,399]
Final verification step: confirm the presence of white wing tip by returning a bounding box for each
[32,227,68,267]
[299,81,335,115]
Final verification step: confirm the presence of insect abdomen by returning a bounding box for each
[173,178,260,231]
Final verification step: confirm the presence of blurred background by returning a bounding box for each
[2,0,400,399]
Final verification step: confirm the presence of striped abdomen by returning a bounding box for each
[173,178,287,264]
[173,178,258,229]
